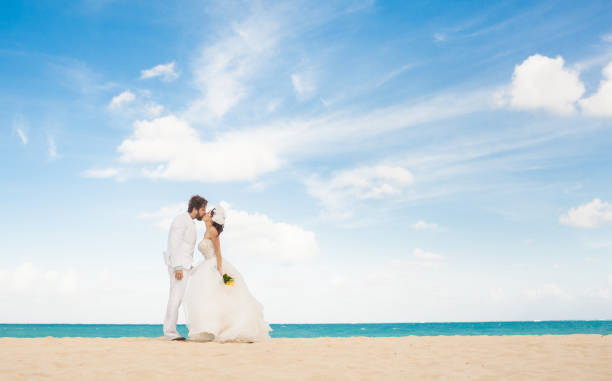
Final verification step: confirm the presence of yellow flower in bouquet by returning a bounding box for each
[223,273,235,286]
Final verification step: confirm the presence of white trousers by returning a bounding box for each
[163,266,191,339]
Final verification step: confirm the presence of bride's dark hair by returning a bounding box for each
[210,209,224,235]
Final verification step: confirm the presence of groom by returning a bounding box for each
[163,195,208,340]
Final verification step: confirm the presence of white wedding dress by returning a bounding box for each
[183,239,271,342]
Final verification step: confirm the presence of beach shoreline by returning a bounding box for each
[1,335,610,380]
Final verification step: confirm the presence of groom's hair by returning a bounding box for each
[188,195,208,212]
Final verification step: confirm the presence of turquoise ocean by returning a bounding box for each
[1,321,610,338]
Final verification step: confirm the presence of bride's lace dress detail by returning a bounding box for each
[183,239,271,342]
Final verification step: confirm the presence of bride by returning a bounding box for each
[183,205,271,342]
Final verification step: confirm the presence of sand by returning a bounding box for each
[0,335,610,380]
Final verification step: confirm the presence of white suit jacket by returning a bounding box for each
[164,212,197,270]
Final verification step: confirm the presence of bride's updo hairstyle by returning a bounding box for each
[210,208,224,235]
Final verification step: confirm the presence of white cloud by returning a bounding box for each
[118,115,198,162]
[602,34,612,43]
[509,54,585,115]
[411,220,439,230]
[433,33,446,42]
[140,61,179,82]
[141,201,319,263]
[117,115,283,182]
[48,136,57,159]
[291,73,316,99]
[220,202,319,263]
[579,62,612,117]
[108,90,136,109]
[306,165,414,221]
[559,198,612,228]
[412,248,444,260]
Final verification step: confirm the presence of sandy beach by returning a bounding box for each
[0,335,610,380]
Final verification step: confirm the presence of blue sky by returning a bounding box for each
[1,0,612,324]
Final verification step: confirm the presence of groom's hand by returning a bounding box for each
[174,270,183,280]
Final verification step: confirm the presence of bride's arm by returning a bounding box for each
[211,233,223,276]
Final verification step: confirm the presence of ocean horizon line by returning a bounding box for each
[1,319,611,325]
[2,321,610,338]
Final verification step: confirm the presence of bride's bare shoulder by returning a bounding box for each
[205,227,219,239]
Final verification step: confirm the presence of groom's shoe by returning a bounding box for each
[170,336,187,341]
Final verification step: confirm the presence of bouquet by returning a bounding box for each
[223,273,235,286]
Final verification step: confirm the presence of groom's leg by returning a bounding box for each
[163,267,189,339]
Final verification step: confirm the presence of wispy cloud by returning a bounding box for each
[291,72,316,99]
[50,60,116,94]
[391,248,446,269]
[267,98,282,113]
[411,221,439,230]
[573,50,612,72]
[412,248,444,261]
[48,136,58,159]
[181,1,375,122]
[433,4,549,43]
[16,128,28,145]
[185,9,280,120]
[82,168,124,181]
[140,62,179,82]
[143,103,164,118]
[374,63,413,87]
[433,33,446,42]
[13,115,28,145]
[108,90,135,109]
[107,89,164,119]
[306,165,414,221]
